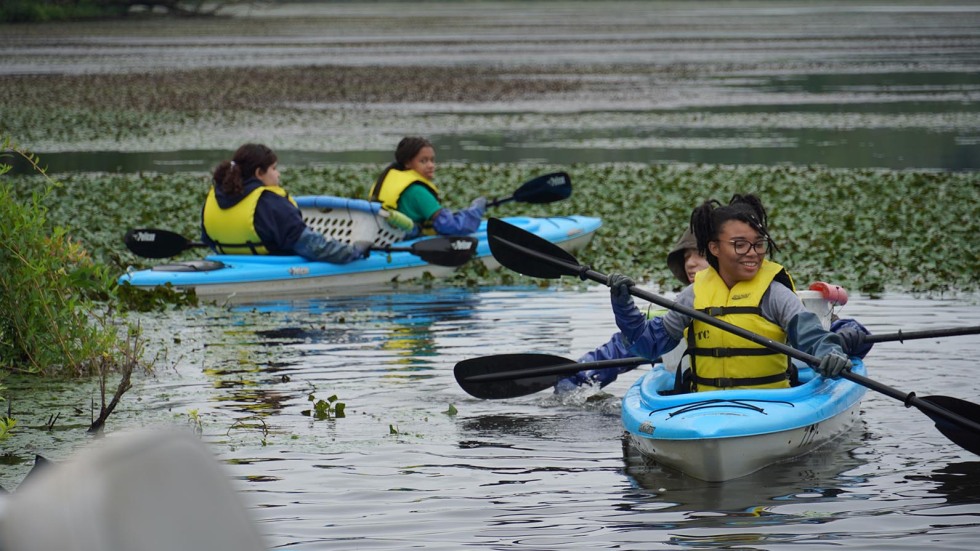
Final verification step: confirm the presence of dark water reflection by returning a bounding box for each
[14,119,979,174]
[3,286,979,549]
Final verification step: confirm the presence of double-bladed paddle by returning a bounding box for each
[455,354,649,400]
[456,326,980,400]
[862,326,980,344]
[487,172,572,207]
[478,217,980,455]
[123,228,477,267]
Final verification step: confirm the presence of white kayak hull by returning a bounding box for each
[622,361,867,482]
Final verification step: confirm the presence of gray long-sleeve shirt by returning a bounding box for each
[628,282,846,364]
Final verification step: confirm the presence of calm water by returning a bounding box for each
[3,1,979,172]
[3,285,979,549]
[3,1,979,546]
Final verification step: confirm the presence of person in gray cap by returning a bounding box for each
[554,227,708,392]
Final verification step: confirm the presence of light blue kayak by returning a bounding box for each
[622,360,868,481]
[118,196,601,300]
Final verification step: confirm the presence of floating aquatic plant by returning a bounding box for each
[5,163,977,297]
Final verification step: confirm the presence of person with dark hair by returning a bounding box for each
[604,193,853,393]
[202,143,368,263]
[369,136,486,236]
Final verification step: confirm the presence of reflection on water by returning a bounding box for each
[2,287,979,549]
[909,461,980,505]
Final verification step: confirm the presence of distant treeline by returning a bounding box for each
[0,0,237,23]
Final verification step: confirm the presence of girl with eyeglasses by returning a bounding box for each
[607,194,852,393]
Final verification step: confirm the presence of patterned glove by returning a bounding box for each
[469,196,488,214]
[816,351,850,378]
[831,318,873,359]
[351,241,373,260]
[608,273,635,308]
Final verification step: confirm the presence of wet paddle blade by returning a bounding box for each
[455,353,574,399]
[401,236,477,267]
[919,395,980,455]
[124,228,195,258]
[487,218,583,279]
[512,172,572,204]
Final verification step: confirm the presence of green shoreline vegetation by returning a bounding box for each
[1,139,149,436]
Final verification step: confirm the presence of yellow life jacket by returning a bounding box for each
[202,185,297,255]
[368,167,441,233]
[687,260,796,391]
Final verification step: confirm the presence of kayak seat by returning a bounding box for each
[297,196,407,248]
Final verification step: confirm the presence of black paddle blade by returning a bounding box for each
[455,353,575,399]
[124,228,193,258]
[513,172,572,204]
[919,395,980,456]
[404,236,477,267]
[487,218,583,279]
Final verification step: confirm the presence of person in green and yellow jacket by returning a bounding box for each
[369,136,486,237]
[202,143,368,263]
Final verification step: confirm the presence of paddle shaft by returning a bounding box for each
[184,242,430,254]
[175,240,428,255]
[127,229,454,258]
[487,196,516,207]
[499,236,980,434]
[465,356,649,383]
[864,326,980,344]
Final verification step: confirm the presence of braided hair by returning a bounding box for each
[689,193,779,271]
[212,143,278,197]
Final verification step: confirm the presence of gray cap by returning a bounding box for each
[666,227,698,285]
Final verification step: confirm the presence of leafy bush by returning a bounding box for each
[0,139,140,382]
[0,188,115,375]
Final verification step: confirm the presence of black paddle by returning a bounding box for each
[457,325,980,400]
[863,326,980,344]
[487,172,572,207]
[123,228,477,267]
[483,217,980,455]
[455,354,649,400]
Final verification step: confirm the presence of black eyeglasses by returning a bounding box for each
[726,239,770,255]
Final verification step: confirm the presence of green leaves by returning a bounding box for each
[302,393,345,420]
[5,163,977,296]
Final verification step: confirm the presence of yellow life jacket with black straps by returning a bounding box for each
[686,260,797,392]
[202,185,297,255]
[368,167,441,233]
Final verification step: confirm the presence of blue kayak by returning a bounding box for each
[621,360,868,481]
[118,196,601,300]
